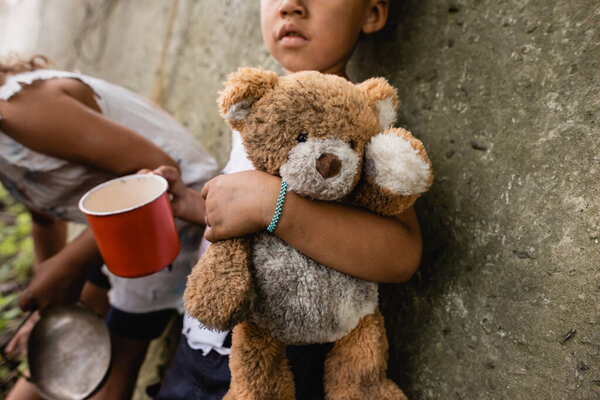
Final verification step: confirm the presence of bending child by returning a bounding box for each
[0,55,219,400]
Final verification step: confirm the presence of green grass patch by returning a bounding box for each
[0,184,33,396]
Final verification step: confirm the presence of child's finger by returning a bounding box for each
[203,226,215,242]
[5,335,17,354]
[18,291,35,312]
[6,331,26,356]
[153,166,181,189]
[200,181,211,200]
[154,165,177,178]
[136,168,152,175]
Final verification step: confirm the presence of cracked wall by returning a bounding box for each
[1,0,598,398]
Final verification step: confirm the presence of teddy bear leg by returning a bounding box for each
[324,309,408,400]
[184,237,254,331]
[224,320,295,400]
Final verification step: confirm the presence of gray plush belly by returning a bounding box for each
[250,233,377,345]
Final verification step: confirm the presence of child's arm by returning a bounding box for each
[0,79,189,312]
[200,170,422,283]
[28,208,68,271]
[0,78,178,174]
[19,228,103,312]
[143,165,207,226]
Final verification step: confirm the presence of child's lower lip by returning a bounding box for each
[279,36,307,48]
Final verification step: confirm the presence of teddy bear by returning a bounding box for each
[184,67,433,400]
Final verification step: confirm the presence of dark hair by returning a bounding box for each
[0,54,51,86]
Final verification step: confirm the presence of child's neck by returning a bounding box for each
[284,64,349,80]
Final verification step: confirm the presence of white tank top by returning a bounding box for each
[0,69,219,223]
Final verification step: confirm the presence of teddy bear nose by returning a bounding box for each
[316,153,342,179]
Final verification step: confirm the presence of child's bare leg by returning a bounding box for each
[324,310,407,400]
[81,282,149,400]
[225,321,294,400]
[6,377,44,400]
[80,280,110,317]
[89,332,149,400]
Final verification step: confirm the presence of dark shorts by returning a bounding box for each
[87,267,176,341]
[155,337,231,400]
[106,306,176,341]
[287,342,334,400]
[155,335,334,400]
[87,265,111,289]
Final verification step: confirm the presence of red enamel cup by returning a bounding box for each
[79,174,180,278]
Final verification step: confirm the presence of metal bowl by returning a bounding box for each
[27,305,111,400]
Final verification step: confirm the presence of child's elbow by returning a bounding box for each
[388,238,422,283]
[389,253,421,283]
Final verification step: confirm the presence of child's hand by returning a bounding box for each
[5,311,40,357]
[201,170,280,242]
[19,257,87,313]
[19,261,86,314]
[138,166,193,220]
[20,229,102,314]
[138,165,208,226]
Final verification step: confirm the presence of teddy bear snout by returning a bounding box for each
[316,153,342,179]
[280,137,360,200]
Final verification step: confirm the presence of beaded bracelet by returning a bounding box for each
[266,180,288,233]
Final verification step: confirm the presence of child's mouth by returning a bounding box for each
[280,33,307,47]
[278,24,308,48]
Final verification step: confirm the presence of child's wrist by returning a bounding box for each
[260,175,283,229]
[266,180,288,233]
[177,188,202,224]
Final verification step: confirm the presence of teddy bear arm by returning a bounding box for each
[183,237,254,331]
[347,127,433,216]
[346,178,422,216]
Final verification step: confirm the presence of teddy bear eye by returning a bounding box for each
[297,133,308,143]
[349,140,356,149]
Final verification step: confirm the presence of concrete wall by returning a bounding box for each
[1,0,598,398]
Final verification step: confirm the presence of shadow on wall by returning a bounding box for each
[349,1,463,396]
[351,0,600,397]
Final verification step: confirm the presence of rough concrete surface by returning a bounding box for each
[1,0,599,399]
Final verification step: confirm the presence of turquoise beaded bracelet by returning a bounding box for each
[267,180,288,233]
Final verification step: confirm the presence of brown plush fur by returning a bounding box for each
[228,71,380,178]
[324,310,408,400]
[357,77,400,120]
[226,321,295,400]
[185,68,433,400]
[345,127,433,215]
[184,237,253,331]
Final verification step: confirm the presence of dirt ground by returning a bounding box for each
[132,315,183,400]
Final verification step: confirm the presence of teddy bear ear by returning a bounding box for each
[218,67,279,122]
[364,127,433,197]
[356,77,399,130]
